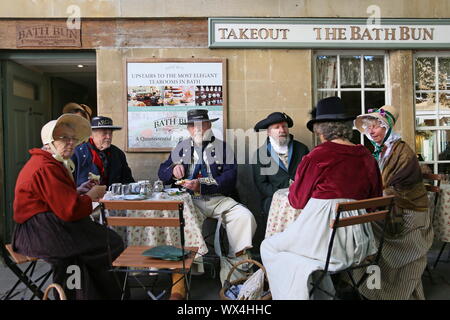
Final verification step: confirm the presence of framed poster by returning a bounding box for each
[125,58,227,152]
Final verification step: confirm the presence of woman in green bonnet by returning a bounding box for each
[354,105,433,300]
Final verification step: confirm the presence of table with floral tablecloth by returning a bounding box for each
[265,188,302,238]
[433,184,450,243]
[107,192,208,259]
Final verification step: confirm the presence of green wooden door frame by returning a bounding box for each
[0,50,96,242]
[1,61,51,242]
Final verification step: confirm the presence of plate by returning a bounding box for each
[123,195,146,201]
[165,188,185,196]
[165,188,183,193]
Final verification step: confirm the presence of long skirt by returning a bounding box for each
[12,211,125,300]
[354,208,433,300]
[260,198,377,300]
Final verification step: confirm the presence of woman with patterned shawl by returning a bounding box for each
[354,105,433,300]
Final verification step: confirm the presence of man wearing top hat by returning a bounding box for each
[252,112,309,216]
[158,109,257,299]
[72,116,135,187]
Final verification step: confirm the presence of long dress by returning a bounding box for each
[261,141,383,300]
[261,198,377,299]
[356,139,433,300]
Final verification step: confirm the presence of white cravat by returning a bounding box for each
[269,136,290,168]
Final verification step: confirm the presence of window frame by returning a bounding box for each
[414,51,450,174]
[313,50,390,145]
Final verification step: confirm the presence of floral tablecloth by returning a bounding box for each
[107,192,208,258]
[265,188,302,238]
[432,184,450,243]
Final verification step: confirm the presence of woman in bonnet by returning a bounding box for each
[354,105,433,300]
[12,114,124,300]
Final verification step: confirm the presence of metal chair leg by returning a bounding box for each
[120,271,129,300]
[424,265,435,285]
[433,242,448,269]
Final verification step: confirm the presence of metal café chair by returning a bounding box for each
[309,196,395,300]
[99,199,198,300]
[0,238,52,300]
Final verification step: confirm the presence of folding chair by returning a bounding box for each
[423,173,449,269]
[99,199,198,300]
[0,239,52,300]
[309,195,395,300]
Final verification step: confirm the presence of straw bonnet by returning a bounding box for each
[354,105,399,134]
[41,114,91,146]
[62,102,93,119]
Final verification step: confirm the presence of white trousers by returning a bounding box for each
[193,196,257,257]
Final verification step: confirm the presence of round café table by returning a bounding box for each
[265,188,302,238]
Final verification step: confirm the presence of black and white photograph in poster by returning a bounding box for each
[126,59,226,152]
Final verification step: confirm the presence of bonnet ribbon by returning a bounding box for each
[49,143,76,180]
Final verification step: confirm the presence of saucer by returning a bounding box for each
[123,195,146,201]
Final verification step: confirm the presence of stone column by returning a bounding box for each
[389,50,415,150]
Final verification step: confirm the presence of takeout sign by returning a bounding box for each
[209,18,450,48]
[216,25,435,41]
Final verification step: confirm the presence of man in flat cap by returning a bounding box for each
[72,116,134,187]
[252,112,309,217]
[158,109,256,300]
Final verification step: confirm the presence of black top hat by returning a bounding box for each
[91,116,122,130]
[254,112,293,131]
[306,96,354,132]
[185,109,219,124]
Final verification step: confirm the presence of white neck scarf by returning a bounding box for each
[269,136,289,155]
[48,143,75,180]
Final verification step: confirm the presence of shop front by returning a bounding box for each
[0,1,450,240]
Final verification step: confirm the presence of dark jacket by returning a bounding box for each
[252,135,309,214]
[72,142,135,187]
[158,137,237,197]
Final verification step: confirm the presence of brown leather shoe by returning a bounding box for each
[169,292,185,300]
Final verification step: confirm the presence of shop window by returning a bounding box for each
[314,52,388,146]
[415,54,450,174]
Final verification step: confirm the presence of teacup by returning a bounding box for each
[108,183,122,195]
[121,184,132,195]
[129,182,141,194]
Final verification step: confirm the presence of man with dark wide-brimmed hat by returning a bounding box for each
[158,109,257,300]
[72,116,134,187]
[252,112,309,216]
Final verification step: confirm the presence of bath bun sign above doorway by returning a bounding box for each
[16,21,81,47]
[208,18,450,49]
